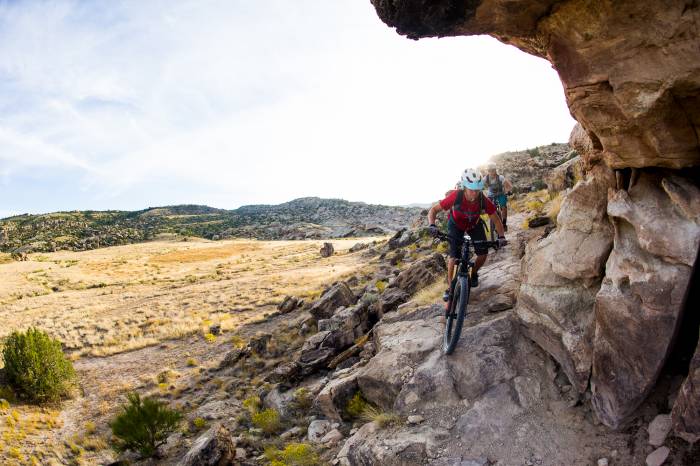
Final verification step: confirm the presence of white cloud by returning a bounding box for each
[0,0,576,212]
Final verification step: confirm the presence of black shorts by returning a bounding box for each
[448,218,488,258]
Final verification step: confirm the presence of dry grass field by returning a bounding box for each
[0,237,379,358]
[0,236,382,464]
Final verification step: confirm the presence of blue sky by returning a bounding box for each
[0,0,576,218]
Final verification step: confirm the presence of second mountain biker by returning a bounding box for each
[427,168,507,301]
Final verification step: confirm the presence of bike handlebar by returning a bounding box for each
[433,231,501,249]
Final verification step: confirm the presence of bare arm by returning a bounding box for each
[503,177,513,192]
[489,212,505,237]
[427,203,444,225]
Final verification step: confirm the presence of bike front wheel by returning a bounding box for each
[443,275,470,355]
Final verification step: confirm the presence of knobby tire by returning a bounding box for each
[443,275,470,355]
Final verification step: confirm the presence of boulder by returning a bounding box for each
[357,319,442,410]
[336,422,448,466]
[320,428,344,445]
[516,165,615,394]
[314,371,359,421]
[177,424,235,466]
[263,386,295,418]
[307,419,334,444]
[672,338,700,443]
[546,154,581,193]
[569,123,603,171]
[645,447,670,466]
[486,294,513,313]
[516,166,615,393]
[647,414,672,447]
[278,296,300,314]
[378,288,410,314]
[265,361,301,385]
[388,253,446,295]
[591,173,699,428]
[320,242,334,257]
[248,333,271,355]
[349,242,369,253]
[309,282,356,320]
[218,348,248,369]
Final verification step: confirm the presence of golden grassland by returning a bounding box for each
[0,236,383,464]
[0,236,381,358]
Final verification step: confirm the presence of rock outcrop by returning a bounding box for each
[371,0,700,170]
[371,0,700,436]
[591,172,700,428]
[516,162,615,394]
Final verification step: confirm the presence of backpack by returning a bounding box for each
[485,174,504,195]
[451,190,486,229]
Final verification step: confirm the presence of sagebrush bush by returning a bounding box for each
[265,442,320,466]
[110,392,183,457]
[360,405,401,428]
[1,327,76,403]
[344,392,370,419]
[251,408,281,434]
[243,394,262,414]
[292,387,313,412]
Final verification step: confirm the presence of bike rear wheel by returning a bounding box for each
[443,275,470,354]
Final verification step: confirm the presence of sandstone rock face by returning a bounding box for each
[672,339,700,443]
[516,164,615,393]
[309,282,356,320]
[546,155,581,193]
[371,0,700,170]
[177,424,235,466]
[569,123,603,171]
[336,421,448,466]
[388,252,446,295]
[591,172,700,428]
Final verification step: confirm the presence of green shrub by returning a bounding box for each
[110,392,183,457]
[243,394,262,414]
[252,408,281,434]
[1,327,76,403]
[344,392,370,419]
[264,442,320,466]
[193,417,206,430]
[360,405,401,428]
[292,388,313,412]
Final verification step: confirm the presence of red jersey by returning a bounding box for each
[439,190,496,231]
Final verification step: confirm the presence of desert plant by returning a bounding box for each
[243,394,262,414]
[193,417,206,430]
[264,442,321,466]
[1,327,76,403]
[344,392,370,419]
[110,392,183,457]
[292,387,313,412]
[375,280,387,293]
[360,405,401,428]
[252,408,281,434]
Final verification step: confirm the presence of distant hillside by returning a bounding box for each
[0,198,421,253]
[483,142,575,192]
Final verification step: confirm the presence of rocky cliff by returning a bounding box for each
[371,0,700,444]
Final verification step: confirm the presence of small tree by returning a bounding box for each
[110,392,183,457]
[2,327,76,403]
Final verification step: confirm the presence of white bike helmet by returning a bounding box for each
[460,168,483,190]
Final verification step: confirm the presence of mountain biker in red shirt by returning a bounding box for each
[427,169,506,300]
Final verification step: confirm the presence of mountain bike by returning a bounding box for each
[435,231,500,354]
[487,192,512,242]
